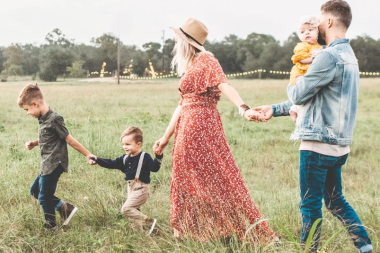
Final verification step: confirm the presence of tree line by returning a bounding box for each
[1,28,379,82]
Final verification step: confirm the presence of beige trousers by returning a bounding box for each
[121,180,150,231]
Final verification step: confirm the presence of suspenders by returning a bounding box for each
[123,152,145,182]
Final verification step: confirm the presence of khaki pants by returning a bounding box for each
[121,180,150,232]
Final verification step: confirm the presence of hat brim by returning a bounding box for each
[170,27,205,52]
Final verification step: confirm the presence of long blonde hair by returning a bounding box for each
[171,34,201,76]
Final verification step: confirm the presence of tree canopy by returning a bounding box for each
[1,28,379,81]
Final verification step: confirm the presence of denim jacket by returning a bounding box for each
[272,39,359,145]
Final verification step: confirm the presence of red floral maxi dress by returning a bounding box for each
[171,52,275,245]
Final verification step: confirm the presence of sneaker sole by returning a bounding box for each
[62,207,78,226]
[147,219,157,236]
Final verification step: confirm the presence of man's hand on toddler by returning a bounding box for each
[289,110,298,123]
[86,154,97,165]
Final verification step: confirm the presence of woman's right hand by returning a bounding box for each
[244,109,267,123]
[153,136,170,155]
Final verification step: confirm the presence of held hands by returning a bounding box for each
[251,105,274,121]
[153,136,170,155]
[86,154,97,165]
[244,109,267,122]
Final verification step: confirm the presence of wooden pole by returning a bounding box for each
[162,30,165,73]
[117,39,120,85]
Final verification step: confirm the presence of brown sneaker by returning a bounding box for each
[58,202,78,226]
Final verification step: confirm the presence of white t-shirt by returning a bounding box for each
[299,140,350,157]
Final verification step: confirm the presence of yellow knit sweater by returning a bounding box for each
[290,42,322,86]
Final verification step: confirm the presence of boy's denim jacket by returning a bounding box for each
[272,39,359,145]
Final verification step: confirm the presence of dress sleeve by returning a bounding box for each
[291,42,311,64]
[194,54,228,94]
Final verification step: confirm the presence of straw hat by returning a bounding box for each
[170,18,208,51]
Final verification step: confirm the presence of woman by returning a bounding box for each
[153,18,276,245]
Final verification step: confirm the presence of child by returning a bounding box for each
[92,126,163,235]
[18,84,96,231]
[289,15,322,122]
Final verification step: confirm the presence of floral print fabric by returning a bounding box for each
[171,52,275,244]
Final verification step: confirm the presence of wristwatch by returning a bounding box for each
[238,104,251,117]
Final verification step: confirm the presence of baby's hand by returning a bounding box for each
[289,110,298,123]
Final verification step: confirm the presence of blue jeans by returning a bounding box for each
[30,165,64,228]
[299,151,372,252]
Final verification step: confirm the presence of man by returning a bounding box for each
[254,1,373,252]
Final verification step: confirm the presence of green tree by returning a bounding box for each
[45,28,74,48]
[0,47,5,74]
[73,44,104,73]
[39,46,75,81]
[91,33,119,72]
[207,34,245,74]
[66,61,85,80]
[121,45,148,76]
[163,39,175,72]
[22,44,41,75]
[2,44,24,79]
[351,35,380,72]
[143,42,162,73]
[272,32,300,72]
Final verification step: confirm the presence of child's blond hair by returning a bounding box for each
[17,83,44,107]
[120,126,143,143]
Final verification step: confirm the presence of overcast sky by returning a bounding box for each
[0,0,378,48]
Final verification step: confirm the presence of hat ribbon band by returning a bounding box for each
[180,28,203,47]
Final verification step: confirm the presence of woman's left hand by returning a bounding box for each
[153,136,170,155]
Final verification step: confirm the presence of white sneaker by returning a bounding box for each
[146,218,157,236]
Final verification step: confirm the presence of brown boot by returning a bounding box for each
[58,202,78,226]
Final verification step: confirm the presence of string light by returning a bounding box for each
[90,69,380,79]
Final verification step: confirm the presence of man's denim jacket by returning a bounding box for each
[272,39,359,145]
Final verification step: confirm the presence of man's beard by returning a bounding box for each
[318,28,327,45]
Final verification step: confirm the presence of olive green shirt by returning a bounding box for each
[38,109,69,176]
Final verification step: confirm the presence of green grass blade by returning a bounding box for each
[243,219,268,239]
[273,221,301,252]
[305,218,322,253]
[320,224,354,251]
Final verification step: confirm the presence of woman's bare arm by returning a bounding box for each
[217,83,266,122]
[153,105,182,155]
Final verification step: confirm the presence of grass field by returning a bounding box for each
[0,78,379,252]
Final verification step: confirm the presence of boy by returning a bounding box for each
[18,84,96,231]
[92,126,163,235]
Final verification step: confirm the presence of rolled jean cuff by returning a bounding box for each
[55,200,64,211]
[359,244,373,253]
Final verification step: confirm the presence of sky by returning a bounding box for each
[0,0,378,48]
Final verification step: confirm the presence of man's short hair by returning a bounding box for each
[120,126,143,143]
[321,0,352,30]
[18,83,44,107]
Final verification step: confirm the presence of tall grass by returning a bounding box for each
[0,78,379,252]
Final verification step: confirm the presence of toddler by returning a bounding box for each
[289,15,322,122]
[92,126,163,235]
